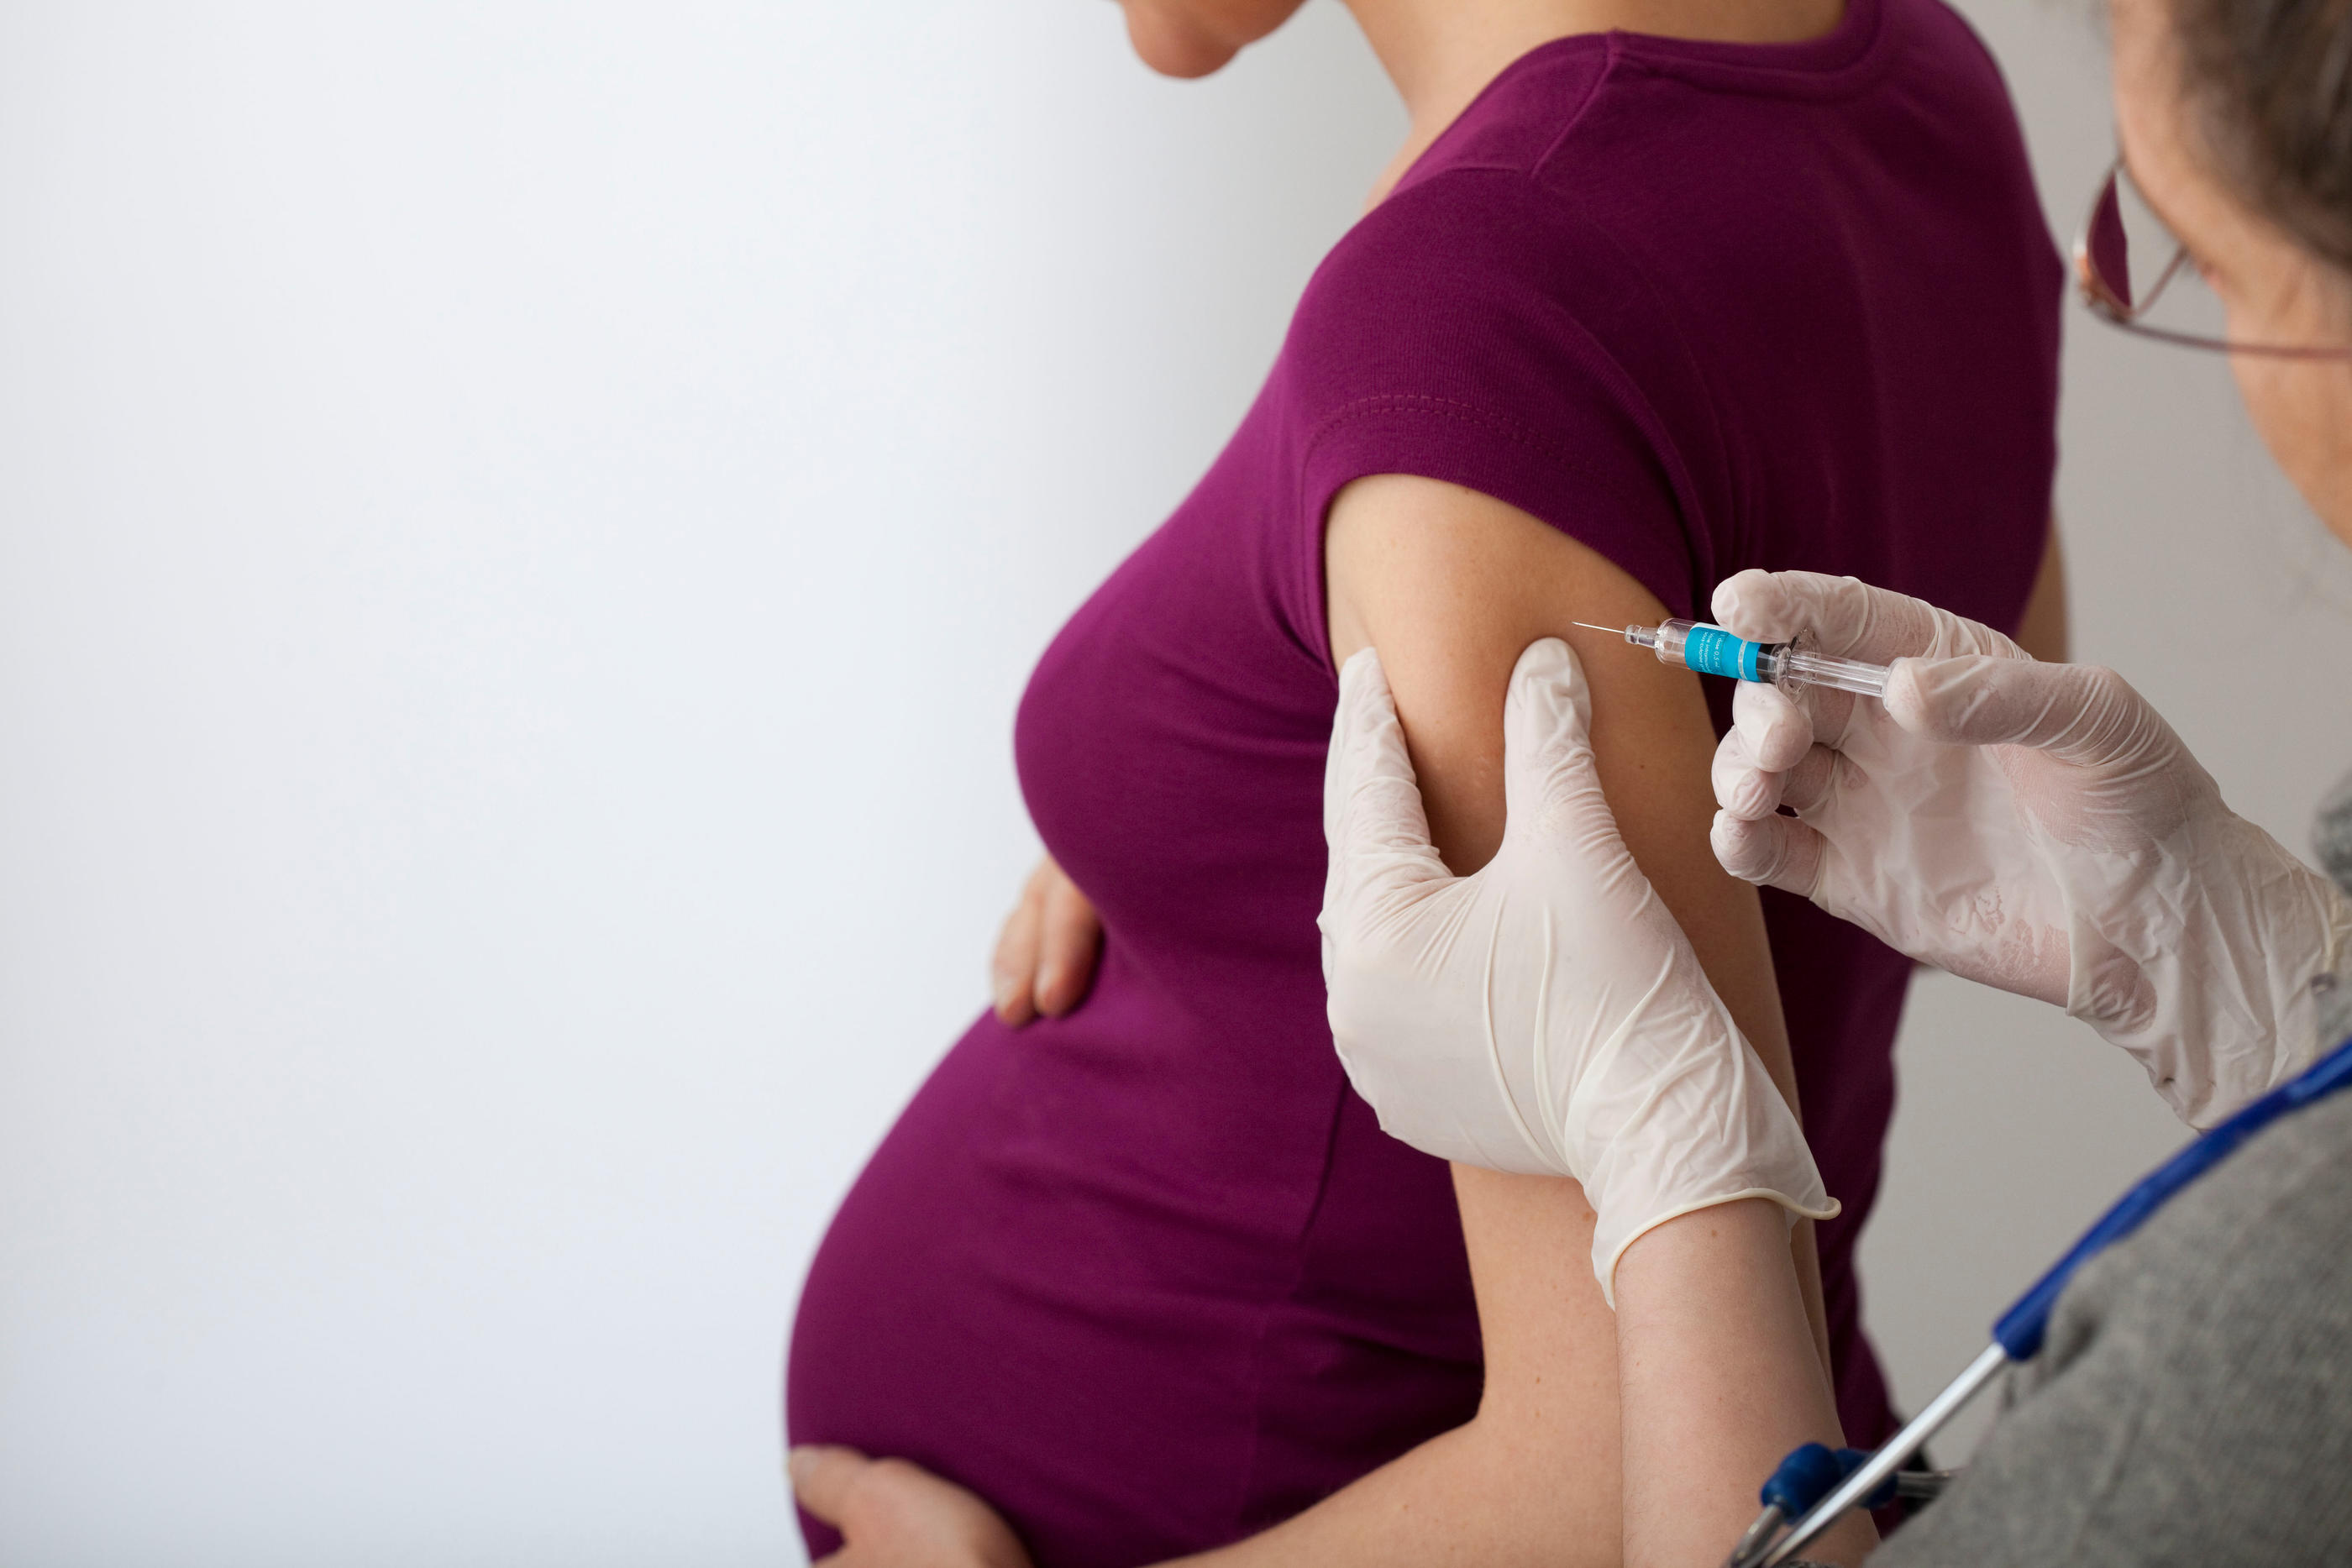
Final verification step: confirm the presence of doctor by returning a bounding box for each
[1320,0,2352,1557]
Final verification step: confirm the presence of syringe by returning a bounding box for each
[1572,619,1891,700]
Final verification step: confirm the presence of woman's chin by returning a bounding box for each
[1118,1,1247,78]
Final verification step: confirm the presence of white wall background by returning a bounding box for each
[1,3,2346,1563]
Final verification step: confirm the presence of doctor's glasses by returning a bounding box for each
[2072,155,2352,359]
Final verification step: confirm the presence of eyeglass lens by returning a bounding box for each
[2085,176,2134,310]
[2082,164,2198,324]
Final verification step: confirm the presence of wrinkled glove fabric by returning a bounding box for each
[1709,570,2352,1127]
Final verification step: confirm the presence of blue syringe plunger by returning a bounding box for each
[1571,618,1890,700]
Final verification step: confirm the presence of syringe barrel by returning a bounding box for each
[1647,618,1766,680]
[1636,619,1892,699]
[1758,646,1893,700]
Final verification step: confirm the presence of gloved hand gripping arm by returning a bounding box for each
[1709,569,2352,1126]
[1320,637,1836,1299]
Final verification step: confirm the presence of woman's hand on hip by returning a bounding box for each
[790,1446,1032,1568]
[1320,637,1833,1301]
[1709,569,2352,1126]
[991,857,1100,1026]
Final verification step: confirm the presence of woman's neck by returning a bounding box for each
[1349,0,1845,205]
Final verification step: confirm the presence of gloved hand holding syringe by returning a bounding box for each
[1703,568,2352,1127]
[1572,618,1892,698]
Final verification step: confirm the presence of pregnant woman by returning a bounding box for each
[789,0,2066,1562]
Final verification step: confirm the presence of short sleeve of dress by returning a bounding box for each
[1282,166,1709,630]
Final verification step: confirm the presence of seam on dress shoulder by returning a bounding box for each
[1532,31,1625,176]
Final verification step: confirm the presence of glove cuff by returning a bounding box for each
[1593,1187,1842,1310]
[1577,1021,1838,1308]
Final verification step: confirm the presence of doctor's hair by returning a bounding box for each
[2174,0,2352,275]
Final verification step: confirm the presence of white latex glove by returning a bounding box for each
[1708,569,2352,1128]
[1320,638,1835,1302]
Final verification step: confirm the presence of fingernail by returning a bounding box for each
[787,1447,813,1487]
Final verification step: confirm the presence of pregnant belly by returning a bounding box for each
[785,962,1481,1567]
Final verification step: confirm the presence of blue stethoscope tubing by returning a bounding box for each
[1750,1030,2352,1567]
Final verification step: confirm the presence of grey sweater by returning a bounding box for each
[1870,1087,2352,1564]
[1870,781,2352,1565]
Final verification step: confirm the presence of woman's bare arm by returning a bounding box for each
[1146,473,1840,1567]
[1324,475,1828,1352]
[1615,1202,1876,1567]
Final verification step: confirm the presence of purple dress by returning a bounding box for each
[790,2,2061,1561]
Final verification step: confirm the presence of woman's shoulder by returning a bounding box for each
[1281,165,1673,458]
[1280,158,1704,509]
[1278,168,1702,621]
[1295,167,1605,336]
[1285,165,1652,414]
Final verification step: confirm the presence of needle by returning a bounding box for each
[1571,621,1628,634]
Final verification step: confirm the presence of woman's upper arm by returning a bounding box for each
[1323,472,1793,1102]
[1323,472,1830,1428]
